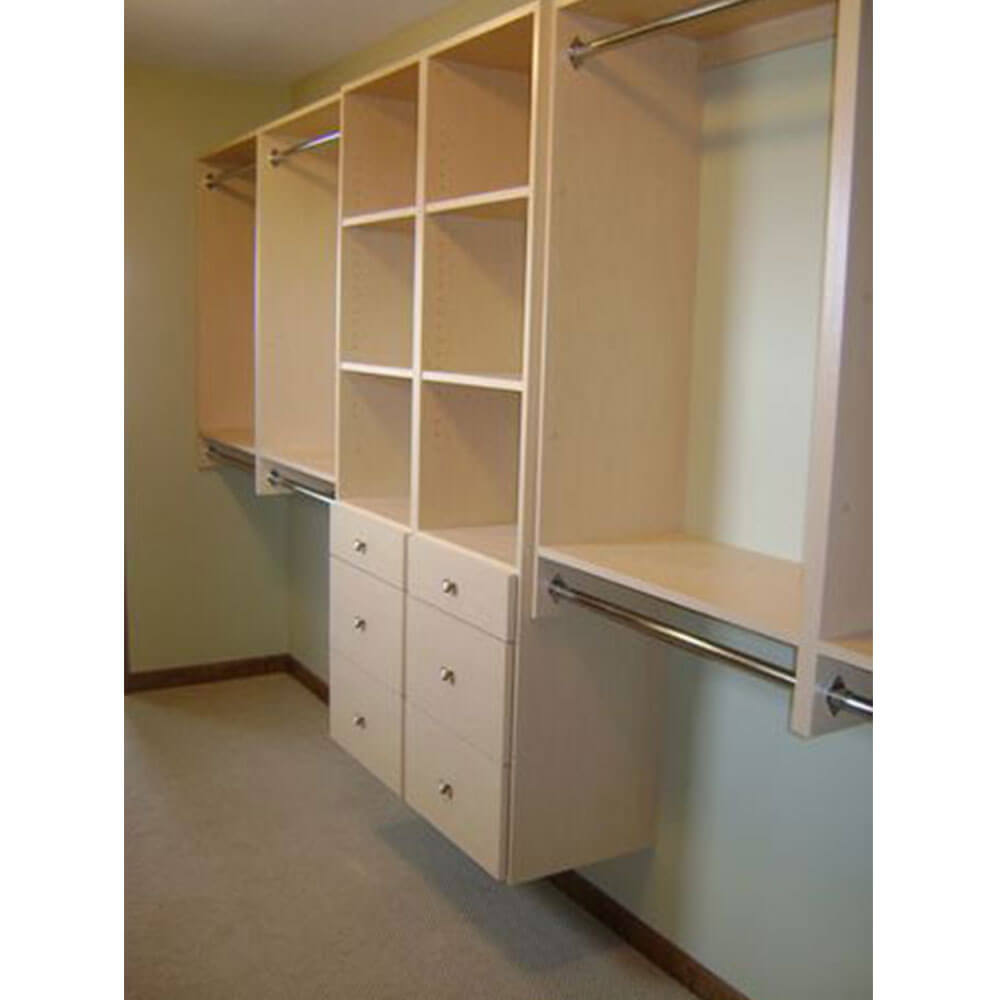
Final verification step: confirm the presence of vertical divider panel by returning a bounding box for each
[411,57,429,531]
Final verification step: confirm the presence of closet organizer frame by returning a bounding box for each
[334,3,543,569]
[532,0,871,737]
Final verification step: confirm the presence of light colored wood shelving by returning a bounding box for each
[422,371,522,392]
[540,536,803,645]
[818,634,872,672]
[423,524,518,569]
[338,371,413,515]
[342,64,419,217]
[342,205,417,228]
[340,362,412,379]
[201,427,255,456]
[426,186,530,217]
[259,448,336,485]
[341,495,412,529]
[340,215,415,369]
[426,14,534,202]
[422,196,527,378]
[418,382,521,536]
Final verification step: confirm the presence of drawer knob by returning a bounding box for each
[440,667,456,684]
[441,578,458,596]
[437,781,453,799]
[352,714,366,729]
[352,616,366,631]
[352,538,367,554]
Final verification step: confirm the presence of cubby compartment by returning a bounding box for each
[255,99,340,484]
[426,14,534,204]
[196,136,257,456]
[418,383,521,567]
[342,64,419,219]
[422,196,527,382]
[340,217,415,370]
[338,371,413,527]
[536,3,841,644]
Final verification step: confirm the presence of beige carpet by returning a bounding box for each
[125,674,694,999]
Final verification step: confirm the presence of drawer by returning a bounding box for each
[330,502,407,588]
[407,533,517,640]
[330,558,404,691]
[406,597,512,763]
[329,662,402,794]
[404,705,508,879]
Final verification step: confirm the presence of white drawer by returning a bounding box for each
[404,704,508,879]
[330,502,407,588]
[407,533,517,640]
[330,558,404,691]
[406,597,512,763]
[329,661,402,794]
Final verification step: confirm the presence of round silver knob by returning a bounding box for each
[352,714,366,728]
[441,578,458,596]
[352,616,366,631]
[352,538,366,554]
[437,781,453,799]
[440,667,455,684]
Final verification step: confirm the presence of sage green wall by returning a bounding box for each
[125,63,292,670]
[285,6,872,1000]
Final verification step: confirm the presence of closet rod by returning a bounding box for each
[206,443,255,472]
[266,469,336,505]
[269,129,341,167]
[548,576,874,719]
[203,161,254,191]
[567,0,754,67]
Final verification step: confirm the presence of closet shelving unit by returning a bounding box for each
[533,0,871,734]
[196,133,258,464]
[254,96,341,491]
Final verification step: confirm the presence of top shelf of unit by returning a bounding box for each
[431,12,534,72]
[539,535,803,645]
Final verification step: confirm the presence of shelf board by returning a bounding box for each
[342,496,411,529]
[340,361,413,380]
[422,370,522,392]
[818,633,872,672]
[426,186,530,219]
[259,448,336,486]
[538,535,804,645]
[342,205,417,229]
[424,523,518,568]
[202,427,255,457]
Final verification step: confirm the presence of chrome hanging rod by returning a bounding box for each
[548,576,873,720]
[203,161,255,191]
[268,129,341,167]
[266,469,336,505]
[206,443,255,472]
[568,0,755,68]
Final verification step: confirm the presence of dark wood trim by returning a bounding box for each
[549,871,752,1000]
[285,656,329,704]
[124,654,288,694]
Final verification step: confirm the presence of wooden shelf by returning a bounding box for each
[342,496,412,530]
[423,524,518,569]
[426,15,533,202]
[201,427,255,457]
[818,633,872,672]
[342,205,417,228]
[340,362,412,380]
[539,536,804,645]
[422,371,522,392]
[342,64,419,217]
[340,215,415,368]
[426,186,529,218]
[259,448,336,485]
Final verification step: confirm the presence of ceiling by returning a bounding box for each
[125,0,458,81]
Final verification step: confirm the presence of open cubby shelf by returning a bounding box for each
[342,64,419,218]
[423,524,519,569]
[340,215,415,369]
[422,194,527,379]
[201,427,255,457]
[259,448,336,485]
[426,14,533,203]
[418,382,521,544]
[338,371,413,528]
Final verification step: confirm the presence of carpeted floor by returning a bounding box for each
[125,674,694,999]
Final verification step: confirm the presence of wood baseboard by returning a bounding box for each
[124,654,748,1000]
[549,871,752,1000]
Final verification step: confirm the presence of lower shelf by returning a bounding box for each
[202,427,255,457]
[342,495,411,528]
[818,633,873,672]
[259,447,336,485]
[423,523,518,568]
[538,535,803,646]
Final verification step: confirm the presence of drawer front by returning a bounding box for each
[408,534,517,640]
[330,558,404,691]
[329,662,402,794]
[406,597,512,763]
[404,705,508,879]
[330,503,407,588]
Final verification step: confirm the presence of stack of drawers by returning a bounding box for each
[329,505,517,879]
